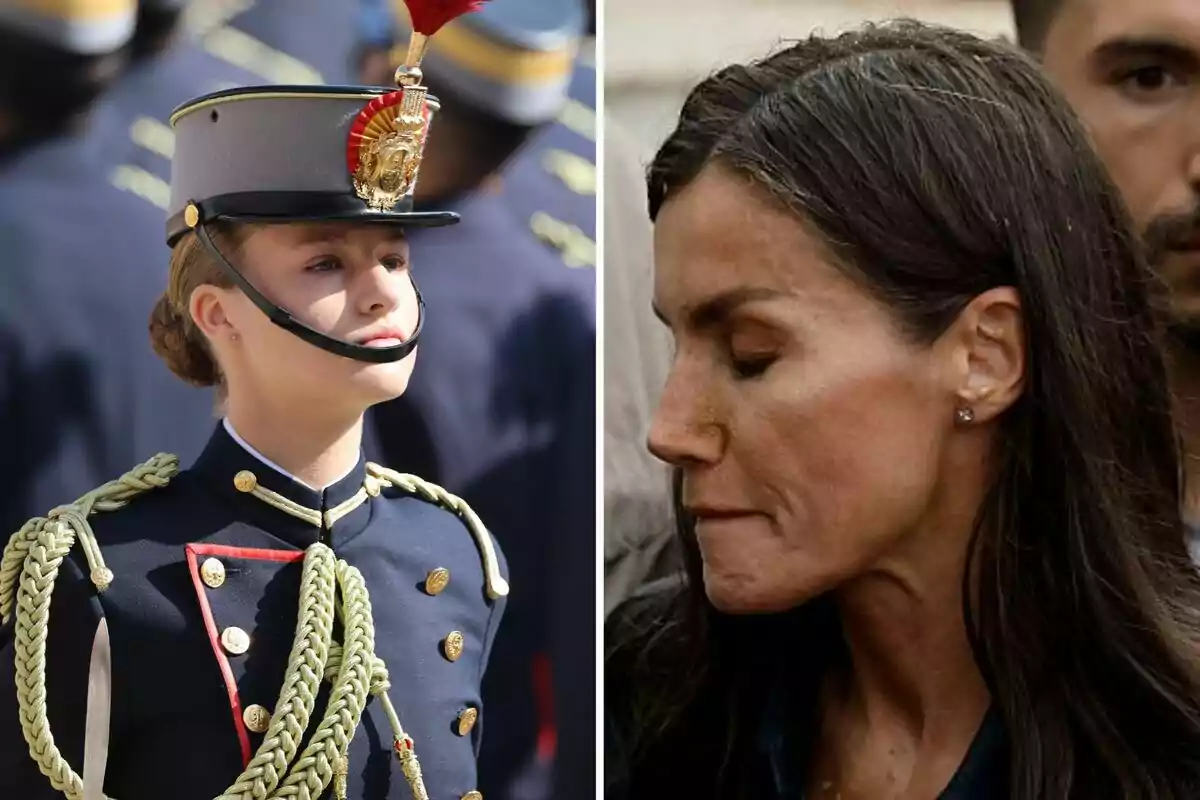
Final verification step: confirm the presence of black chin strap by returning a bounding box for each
[193,221,423,364]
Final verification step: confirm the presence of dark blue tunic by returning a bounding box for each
[0,423,507,800]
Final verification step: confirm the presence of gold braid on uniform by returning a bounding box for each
[0,453,508,800]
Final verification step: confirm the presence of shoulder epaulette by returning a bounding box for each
[365,462,509,600]
[0,452,179,798]
[0,452,180,621]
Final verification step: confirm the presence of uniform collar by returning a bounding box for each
[221,417,356,491]
[192,422,376,550]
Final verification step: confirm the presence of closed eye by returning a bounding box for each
[729,353,777,380]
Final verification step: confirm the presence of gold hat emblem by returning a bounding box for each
[347,89,429,212]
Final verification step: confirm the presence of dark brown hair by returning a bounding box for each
[608,20,1200,800]
[1010,0,1066,52]
[148,225,249,388]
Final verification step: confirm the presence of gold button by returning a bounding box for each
[363,475,381,497]
[461,793,482,800]
[220,626,250,655]
[233,470,257,493]
[184,203,200,229]
[443,631,464,662]
[200,558,226,589]
[456,707,478,736]
[243,704,271,733]
[425,567,450,596]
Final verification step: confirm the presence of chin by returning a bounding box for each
[358,377,412,404]
[702,567,821,615]
[349,361,415,401]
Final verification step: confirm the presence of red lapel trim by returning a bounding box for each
[184,543,306,767]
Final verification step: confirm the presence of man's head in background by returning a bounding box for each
[0,0,136,153]
[1014,0,1200,341]
[356,0,586,207]
[131,0,188,59]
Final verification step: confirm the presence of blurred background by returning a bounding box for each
[602,0,1016,615]
[0,1,596,799]
[607,0,1014,161]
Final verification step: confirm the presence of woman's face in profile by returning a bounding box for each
[649,165,956,614]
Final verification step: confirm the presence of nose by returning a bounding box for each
[356,262,407,318]
[646,362,724,468]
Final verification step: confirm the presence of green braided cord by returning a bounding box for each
[6,454,181,800]
[14,521,89,798]
[1,454,179,623]
[0,517,42,622]
[324,643,389,694]
[216,545,336,800]
[273,561,374,800]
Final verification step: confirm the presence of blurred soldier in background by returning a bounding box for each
[0,0,222,537]
[357,2,597,798]
[0,0,132,154]
[495,23,596,271]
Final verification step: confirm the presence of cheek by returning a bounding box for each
[1083,101,1188,227]
[398,279,421,337]
[726,352,944,577]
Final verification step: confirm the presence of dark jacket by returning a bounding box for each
[0,423,507,799]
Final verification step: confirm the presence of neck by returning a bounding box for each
[224,393,363,490]
[816,440,993,795]
[832,553,989,741]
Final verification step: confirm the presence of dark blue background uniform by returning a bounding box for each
[498,53,597,267]
[0,423,507,799]
[478,51,598,800]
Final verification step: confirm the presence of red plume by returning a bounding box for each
[403,0,487,36]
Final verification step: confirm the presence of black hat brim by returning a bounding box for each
[166,191,458,247]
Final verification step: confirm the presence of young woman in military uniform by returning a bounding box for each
[0,2,509,799]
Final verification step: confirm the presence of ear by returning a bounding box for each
[945,286,1025,423]
[188,284,239,343]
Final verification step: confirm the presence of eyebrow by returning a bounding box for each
[289,224,353,244]
[651,286,784,329]
[1090,36,1200,70]
[290,225,408,248]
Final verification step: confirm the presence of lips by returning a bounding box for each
[355,327,407,348]
[688,508,754,519]
[361,337,405,348]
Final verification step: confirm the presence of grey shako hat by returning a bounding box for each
[166,83,457,247]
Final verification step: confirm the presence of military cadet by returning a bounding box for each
[356,3,596,799]
[0,3,510,799]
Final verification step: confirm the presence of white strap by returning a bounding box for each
[82,617,112,800]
